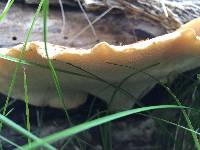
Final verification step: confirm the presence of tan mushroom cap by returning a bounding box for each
[1,17,200,110]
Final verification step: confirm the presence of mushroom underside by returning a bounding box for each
[1,17,200,110]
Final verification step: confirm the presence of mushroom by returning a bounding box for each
[0,17,200,110]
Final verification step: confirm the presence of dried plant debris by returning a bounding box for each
[24,0,78,7]
[1,17,200,110]
[23,0,200,32]
[1,1,200,49]
[0,1,162,49]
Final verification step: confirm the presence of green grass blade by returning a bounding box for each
[164,86,200,149]
[107,62,200,149]
[23,69,31,145]
[0,0,56,149]
[0,0,45,131]
[143,72,200,149]
[0,134,22,149]
[0,0,14,21]
[140,113,200,136]
[43,2,85,148]
[20,105,186,150]
[0,113,56,150]
[65,62,137,101]
[0,53,94,79]
[108,63,159,108]
[43,0,71,123]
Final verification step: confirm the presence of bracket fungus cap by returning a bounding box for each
[0,17,200,110]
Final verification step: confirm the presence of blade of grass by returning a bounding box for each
[173,114,182,150]
[65,62,137,100]
[0,100,16,113]
[0,0,44,131]
[0,109,19,149]
[20,105,186,150]
[0,0,14,21]
[0,113,56,150]
[107,62,200,149]
[0,0,56,149]
[43,2,87,148]
[60,138,71,150]
[23,68,31,145]
[143,73,200,149]
[140,113,200,135]
[108,63,160,109]
[0,53,94,79]
[43,0,71,124]
[100,62,159,150]
[105,61,176,145]
[99,122,112,150]
[0,134,22,149]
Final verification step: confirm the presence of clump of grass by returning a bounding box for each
[107,62,200,149]
[0,0,45,132]
[20,105,186,149]
[0,0,200,150]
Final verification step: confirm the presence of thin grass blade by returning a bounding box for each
[0,0,14,21]
[20,105,186,150]
[0,0,44,132]
[0,113,56,150]
[43,0,71,123]
[23,68,31,145]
